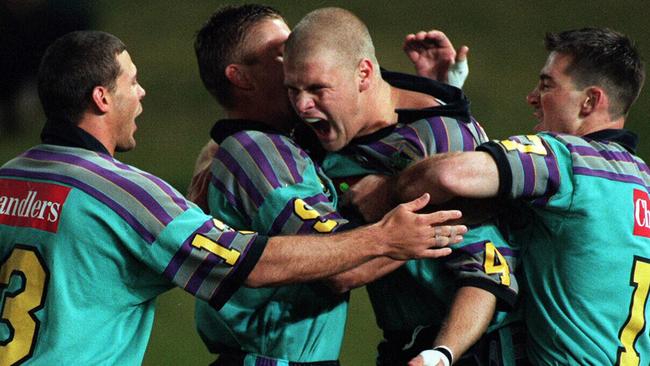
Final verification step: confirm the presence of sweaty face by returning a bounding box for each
[241,18,296,126]
[284,52,363,151]
[111,51,145,152]
[526,52,586,134]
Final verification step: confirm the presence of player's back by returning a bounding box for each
[518,132,650,365]
[0,145,176,365]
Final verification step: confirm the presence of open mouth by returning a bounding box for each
[303,118,331,138]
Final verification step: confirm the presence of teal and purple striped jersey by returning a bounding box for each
[479,129,650,365]
[195,119,349,362]
[0,144,266,365]
[321,71,518,337]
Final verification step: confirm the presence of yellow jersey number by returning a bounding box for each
[293,199,338,233]
[617,256,650,366]
[0,246,49,366]
[483,242,511,286]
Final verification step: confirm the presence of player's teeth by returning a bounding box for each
[304,118,322,124]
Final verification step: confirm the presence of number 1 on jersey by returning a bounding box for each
[617,256,650,366]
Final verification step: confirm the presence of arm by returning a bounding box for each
[396,151,500,205]
[325,212,465,293]
[245,194,467,287]
[186,139,219,212]
[404,30,469,88]
[408,286,497,366]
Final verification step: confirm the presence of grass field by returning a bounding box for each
[2,1,650,365]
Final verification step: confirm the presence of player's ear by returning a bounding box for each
[91,86,111,113]
[358,58,374,92]
[225,64,253,90]
[580,86,604,117]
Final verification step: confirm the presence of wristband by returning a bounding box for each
[447,59,468,89]
[418,349,450,366]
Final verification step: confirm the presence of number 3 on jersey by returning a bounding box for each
[1,246,49,366]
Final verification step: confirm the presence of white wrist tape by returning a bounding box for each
[418,349,450,366]
[447,59,469,89]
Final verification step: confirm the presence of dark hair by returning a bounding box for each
[194,4,284,108]
[545,27,645,118]
[37,30,126,124]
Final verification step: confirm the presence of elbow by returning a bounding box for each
[323,275,357,294]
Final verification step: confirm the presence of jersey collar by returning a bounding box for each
[348,70,472,146]
[40,119,111,155]
[209,118,287,144]
[583,129,638,154]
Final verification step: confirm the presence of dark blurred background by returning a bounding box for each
[2,1,649,364]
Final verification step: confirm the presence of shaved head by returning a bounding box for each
[285,7,378,72]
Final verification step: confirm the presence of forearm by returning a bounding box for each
[324,257,405,293]
[245,224,385,287]
[432,286,496,362]
[397,152,500,204]
[245,196,466,287]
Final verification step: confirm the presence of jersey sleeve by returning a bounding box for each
[478,133,574,209]
[208,130,347,236]
[408,115,489,157]
[106,165,268,310]
[444,223,519,309]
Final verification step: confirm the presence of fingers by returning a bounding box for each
[420,247,453,259]
[456,45,469,62]
[408,355,425,366]
[400,193,431,212]
[421,209,462,225]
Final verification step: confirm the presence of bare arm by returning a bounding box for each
[245,194,467,287]
[397,152,500,205]
[186,140,219,212]
[408,286,497,366]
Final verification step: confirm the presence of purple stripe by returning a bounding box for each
[367,139,397,156]
[185,231,239,294]
[460,122,477,151]
[210,175,252,227]
[304,193,333,206]
[235,133,281,188]
[24,149,175,225]
[268,201,294,236]
[255,358,277,366]
[163,219,214,279]
[269,134,303,184]
[574,166,649,188]
[567,143,650,175]
[517,150,537,196]
[395,124,425,155]
[1,168,155,243]
[208,231,258,302]
[537,147,561,203]
[456,240,517,257]
[218,148,265,208]
[104,155,189,211]
[163,219,240,282]
[297,221,314,233]
[429,117,449,153]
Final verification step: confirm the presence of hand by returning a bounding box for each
[344,174,395,223]
[403,30,469,88]
[377,193,467,260]
[186,140,219,212]
[408,350,448,366]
